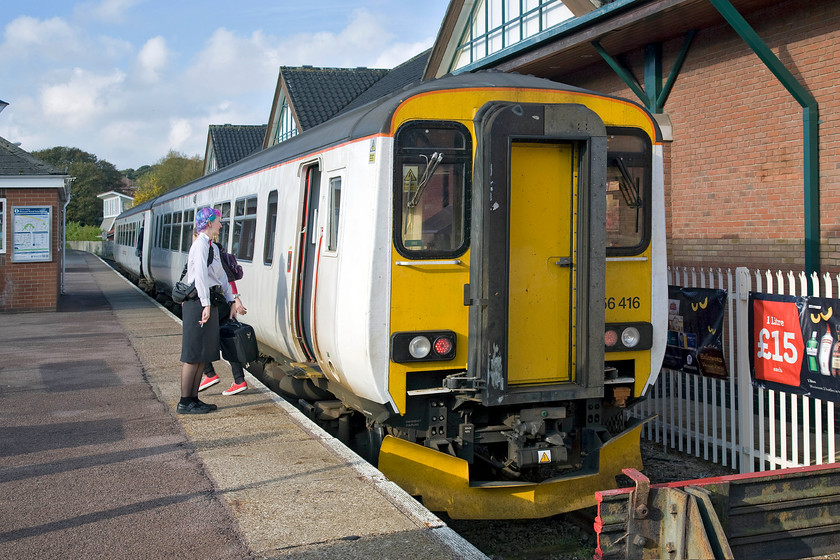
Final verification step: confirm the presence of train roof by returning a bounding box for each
[117,72,653,220]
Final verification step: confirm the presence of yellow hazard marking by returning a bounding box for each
[538,450,551,464]
[369,139,376,163]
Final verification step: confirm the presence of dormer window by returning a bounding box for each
[273,98,298,144]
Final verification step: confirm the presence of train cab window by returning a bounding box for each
[394,123,470,258]
[606,129,651,255]
[232,196,257,261]
[214,202,231,251]
[264,191,278,265]
[181,209,194,252]
[169,211,183,251]
[327,178,341,252]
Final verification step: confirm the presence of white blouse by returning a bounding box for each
[186,232,234,307]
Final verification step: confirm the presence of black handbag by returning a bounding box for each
[219,319,259,364]
[172,244,215,303]
[172,280,196,303]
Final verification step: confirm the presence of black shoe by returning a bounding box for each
[177,401,215,414]
[195,399,217,411]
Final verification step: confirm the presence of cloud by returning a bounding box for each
[40,68,127,128]
[168,118,193,151]
[82,0,144,23]
[182,28,280,100]
[0,2,442,170]
[2,16,84,59]
[137,36,168,83]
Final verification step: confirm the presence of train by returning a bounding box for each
[113,71,667,519]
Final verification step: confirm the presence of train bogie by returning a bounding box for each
[113,72,666,519]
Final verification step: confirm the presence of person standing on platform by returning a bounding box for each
[199,240,248,396]
[178,207,246,414]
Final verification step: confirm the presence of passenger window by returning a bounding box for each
[264,191,278,265]
[232,196,258,261]
[606,129,651,254]
[162,214,172,251]
[181,209,194,252]
[170,211,182,251]
[327,178,341,252]
[394,123,470,258]
[214,202,231,251]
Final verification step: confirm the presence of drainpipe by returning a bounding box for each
[61,172,72,295]
[708,0,821,278]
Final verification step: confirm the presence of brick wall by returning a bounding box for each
[556,0,840,273]
[0,188,64,312]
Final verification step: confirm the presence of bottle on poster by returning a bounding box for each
[819,325,833,377]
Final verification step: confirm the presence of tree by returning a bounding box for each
[33,147,123,227]
[133,151,203,205]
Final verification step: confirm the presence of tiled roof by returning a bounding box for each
[208,124,267,169]
[339,50,431,115]
[0,135,63,176]
[282,66,390,130]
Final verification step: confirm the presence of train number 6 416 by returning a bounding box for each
[605,296,641,310]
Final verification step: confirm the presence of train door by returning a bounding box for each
[294,165,321,360]
[507,142,574,385]
[469,102,608,405]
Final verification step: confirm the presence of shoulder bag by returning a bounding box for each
[172,245,214,303]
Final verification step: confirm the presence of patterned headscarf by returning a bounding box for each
[195,207,220,232]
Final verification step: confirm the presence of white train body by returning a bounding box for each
[113,72,667,519]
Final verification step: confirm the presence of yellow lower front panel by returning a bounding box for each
[378,423,645,520]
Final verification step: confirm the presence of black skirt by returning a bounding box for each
[180,299,221,363]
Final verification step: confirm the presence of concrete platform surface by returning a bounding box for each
[0,250,486,559]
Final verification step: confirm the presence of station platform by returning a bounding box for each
[0,250,486,559]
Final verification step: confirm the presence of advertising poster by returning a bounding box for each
[663,286,728,378]
[749,293,840,403]
[12,206,51,263]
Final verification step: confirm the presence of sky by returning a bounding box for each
[0,0,451,171]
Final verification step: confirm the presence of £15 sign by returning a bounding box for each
[753,299,804,387]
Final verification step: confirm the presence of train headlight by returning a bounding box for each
[409,336,432,359]
[621,326,641,348]
[604,323,653,352]
[391,331,457,363]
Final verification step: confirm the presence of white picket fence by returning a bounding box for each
[629,266,839,474]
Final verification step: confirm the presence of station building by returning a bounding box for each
[423,0,838,275]
[0,133,70,312]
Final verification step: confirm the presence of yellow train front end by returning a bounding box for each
[379,78,664,519]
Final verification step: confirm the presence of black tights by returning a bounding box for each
[203,361,245,384]
[181,362,205,400]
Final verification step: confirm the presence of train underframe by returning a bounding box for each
[257,356,645,519]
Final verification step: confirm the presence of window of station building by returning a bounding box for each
[214,202,232,251]
[273,98,298,145]
[181,209,194,252]
[452,0,574,72]
[327,178,341,252]
[264,191,278,265]
[232,196,257,261]
[393,122,470,258]
[605,128,652,255]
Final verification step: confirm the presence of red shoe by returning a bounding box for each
[222,381,247,395]
[199,374,220,391]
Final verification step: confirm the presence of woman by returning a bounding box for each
[178,207,246,414]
